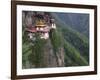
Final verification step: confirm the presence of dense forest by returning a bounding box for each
[22,11,89,69]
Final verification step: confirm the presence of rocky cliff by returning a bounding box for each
[28,29,65,68]
[41,39,65,67]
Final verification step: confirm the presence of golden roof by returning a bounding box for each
[35,20,46,27]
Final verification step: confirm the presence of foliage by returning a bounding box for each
[49,29,63,52]
[28,33,46,68]
[64,40,88,66]
[61,27,89,62]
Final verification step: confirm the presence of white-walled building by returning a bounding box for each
[26,14,56,40]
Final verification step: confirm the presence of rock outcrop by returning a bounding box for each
[42,39,65,67]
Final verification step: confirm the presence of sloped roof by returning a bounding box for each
[26,27,37,33]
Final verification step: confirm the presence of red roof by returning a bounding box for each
[26,27,37,33]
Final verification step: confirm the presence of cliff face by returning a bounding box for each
[56,47,65,67]
[41,39,65,67]
[42,39,57,67]
[28,28,65,68]
[26,30,65,68]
